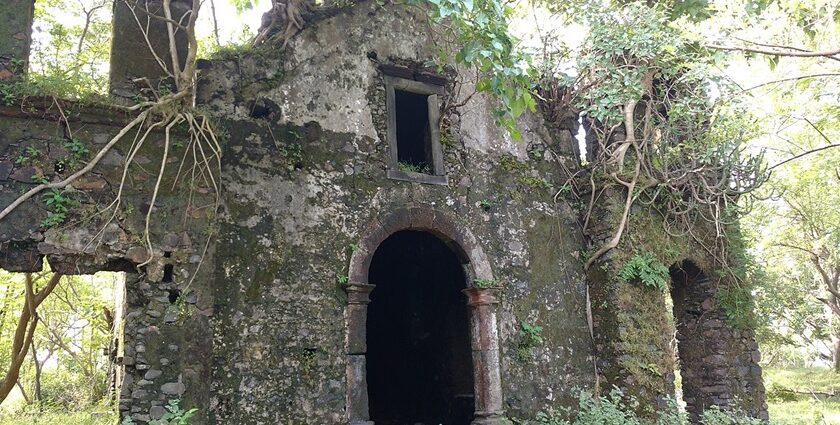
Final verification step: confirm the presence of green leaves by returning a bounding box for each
[421,0,536,139]
[29,0,111,99]
[151,399,198,425]
[64,138,89,168]
[230,0,258,13]
[617,253,670,291]
[473,277,498,288]
[41,188,73,229]
[517,320,544,360]
[575,3,705,124]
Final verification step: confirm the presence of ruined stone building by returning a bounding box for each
[0,1,767,424]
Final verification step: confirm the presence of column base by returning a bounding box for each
[472,412,510,425]
[348,421,374,425]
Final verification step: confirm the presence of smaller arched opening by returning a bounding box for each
[669,260,714,419]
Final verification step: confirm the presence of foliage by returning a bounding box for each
[564,387,642,425]
[120,399,197,425]
[0,268,120,411]
[230,0,260,14]
[763,367,840,424]
[419,0,536,139]
[28,0,111,98]
[517,321,544,360]
[551,2,768,273]
[38,368,109,409]
[41,188,73,228]
[15,147,42,166]
[746,126,840,365]
[515,387,774,424]
[519,175,552,191]
[153,399,198,425]
[617,253,670,290]
[0,405,116,425]
[473,278,498,288]
[699,406,765,425]
[536,0,713,23]
[717,284,757,330]
[517,370,840,424]
[519,387,647,424]
[64,138,90,169]
[280,140,304,170]
[397,161,431,174]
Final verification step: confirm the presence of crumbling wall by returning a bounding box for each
[0,102,216,423]
[196,1,593,423]
[584,188,768,419]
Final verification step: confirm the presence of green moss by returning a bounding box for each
[499,154,528,172]
[518,175,552,191]
[614,283,675,395]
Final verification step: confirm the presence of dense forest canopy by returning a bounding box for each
[0,0,838,423]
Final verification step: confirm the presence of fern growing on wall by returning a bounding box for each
[617,253,670,291]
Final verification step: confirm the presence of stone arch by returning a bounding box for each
[344,206,505,425]
[667,258,767,420]
[347,206,493,286]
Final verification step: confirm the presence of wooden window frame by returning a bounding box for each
[384,75,448,185]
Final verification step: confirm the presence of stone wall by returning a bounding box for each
[583,186,768,419]
[197,2,593,422]
[0,101,217,422]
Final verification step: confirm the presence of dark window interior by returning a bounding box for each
[395,90,433,173]
[367,230,474,425]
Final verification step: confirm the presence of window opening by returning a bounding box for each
[383,69,447,185]
[395,90,433,174]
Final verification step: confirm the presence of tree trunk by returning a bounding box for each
[0,274,62,404]
[15,380,31,405]
[833,339,840,373]
[31,343,42,403]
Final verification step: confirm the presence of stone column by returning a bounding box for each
[463,288,507,425]
[0,0,35,81]
[109,0,192,98]
[344,283,375,425]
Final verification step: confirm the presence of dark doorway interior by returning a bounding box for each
[670,261,709,418]
[394,89,433,172]
[367,230,474,425]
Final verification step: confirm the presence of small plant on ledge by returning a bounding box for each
[397,161,431,174]
[473,278,499,289]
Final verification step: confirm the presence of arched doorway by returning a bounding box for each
[367,230,474,424]
[343,206,506,425]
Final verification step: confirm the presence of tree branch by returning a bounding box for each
[707,44,840,62]
[743,73,840,92]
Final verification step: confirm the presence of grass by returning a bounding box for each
[0,368,837,425]
[0,408,117,425]
[764,367,840,424]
